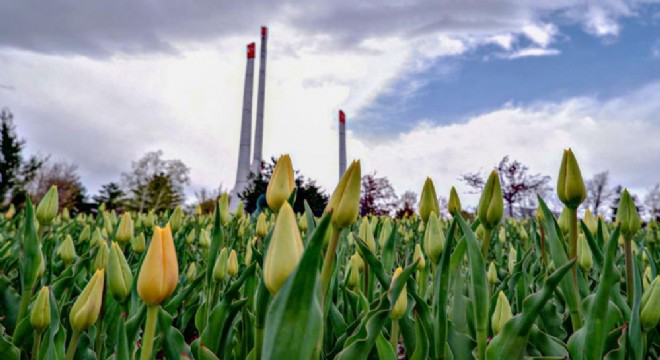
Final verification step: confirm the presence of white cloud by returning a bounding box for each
[522,23,558,48]
[508,47,561,59]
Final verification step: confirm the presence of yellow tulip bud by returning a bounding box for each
[298,214,308,232]
[169,206,184,233]
[30,287,51,332]
[413,244,426,270]
[235,201,245,216]
[132,232,146,253]
[419,177,439,223]
[492,291,512,335]
[116,212,134,244]
[378,219,392,248]
[577,234,593,271]
[256,213,268,238]
[61,207,70,221]
[448,186,462,215]
[583,209,598,235]
[36,185,58,226]
[213,248,228,282]
[107,242,133,303]
[59,234,77,263]
[186,229,197,245]
[325,160,361,229]
[641,276,660,331]
[79,225,91,243]
[498,227,506,245]
[488,261,498,285]
[358,219,376,252]
[353,251,365,271]
[263,202,303,294]
[70,269,105,331]
[478,171,503,230]
[346,232,354,246]
[267,154,296,212]
[219,193,230,226]
[616,188,642,241]
[186,262,197,282]
[424,212,445,264]
[195,204,202,216]
[557,149,586,209]
[558,207,570,236]
[346,255,360,289]
[227,249,239,277]
[94,243,110,270]
[508,246,517,274]
[199,229,210,248]
[90,228,104,247]
[245,238,255,265]
[4,204,15,219]
[144,211,155,228]
[137,224,179,306]
[390,267,408,320]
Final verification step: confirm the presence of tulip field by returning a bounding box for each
[1,150,660,360]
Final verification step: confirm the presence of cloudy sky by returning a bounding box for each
[1,0,659,213]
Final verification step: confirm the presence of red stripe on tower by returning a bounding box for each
[261,26,268,36]
[339,110,346,123]
[247,43,256,58]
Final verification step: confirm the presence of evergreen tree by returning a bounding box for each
[93,182,126,211]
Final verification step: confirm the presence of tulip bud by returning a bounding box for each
[478,171,503,230]
[508,246,517,274]
[325,160,361,229]
[346,232,354,246]
[264,202,304,294]
[256,213,268,237]
[94,242,110,270]
[616,189,642,241]
[213,248,229,282]
[79,225,91,243]
[359,219,376,252]
[36,185,58,226]
[116,212,134,244]
[353,251,365,271]
[186,262,197,282]
[498,227,507,245]
[235,201,245,216]
[195,204,202,216]
[488,262,498,285]
[132,232,146,253]
[448,186,462,215]
[267,154,296,212]
[186,229,197,245]
[169,206,184,233]
[413,244,426,270]
[346,255,360,289]
[70,269,105,331]
[558,207,570,236]
[4,204,15,219]
[59,234,77,263]
[90,228,104,247]
[641,276,660,331]
[419,178,439,223]
[577,234,593,270]
[103,213,114,236]
[227,249,239,277]
[424,212,445,264]
[557,149,586,209]
[583,209,598,235]
[30,287,51,332]
[144,211,155,228]
[492,291,512,335]
[390,267,408,320]
[298,214,308,232]
[199,229,210,248]
[62,207,70,221]
[107,242,133,303]
[218,193,230,225]
[137,224,179,306]
[378,219,392,248]
[245,238,255,265]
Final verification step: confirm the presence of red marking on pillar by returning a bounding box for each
[339,110,346,123]
[261,27,268,37]
[247,43,256,58]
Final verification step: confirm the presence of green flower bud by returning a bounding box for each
[413,244,426,270]
[169,205,184,233]
[132,232,146,253]
[578,234,593,271]
[346,255,360,289]
[419,177,439,223]
[390,267,408,320]
[448,186,462,215]
[227,249,239,277]
[70,269,105,331]
[583,208,598,235]
[94,243,110,270]
[492,291,512,335]
[641,276,660,331]
[263,202,303,294]
[59,234,77,263]
[213,248,228,282]
[508,246,517,274]
[298,214,308,232]
[186,262,197,282]
[557,149,586,209]
[219,193,230,226]
[116,212,134,244]
[245,238,255,265]
[488,261,498,285]
[378,219,392,248]
[616,188,642,241]
[62,207,70,221]
[359,218,376,252]
[477,171,503,230]
[558,207,570,236]
[424,212,445,264]
[498,227,506,245]
[256,213,268,238]
[235,201,245,216]
[90,228,104,247]
[266,155,296,212]
[107,242,133,303]
[199,229,210,248]
[79,224,91,243]
[325,160,361,229]
[30,287,51,332]
[36,185,58,226]
[186,229,197,245]
[144,211,155,228]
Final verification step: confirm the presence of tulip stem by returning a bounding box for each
[540,226,546,265]
[95,286,107,359]
[32,331,42,360]
[568,208,579,293]
[624,237,634,307]
[141,305,159,360]
[65,330,81,360]
[390,320,399,349]
[321,228,341,301]
[481,228,492,259]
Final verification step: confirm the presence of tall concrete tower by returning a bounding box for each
[232,42,256,208]
[252,26,268,173]
[338,110,347,180]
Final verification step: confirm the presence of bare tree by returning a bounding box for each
[28,160,88,213]
[395,190,417,218]
[360,172,398,216]
[645,184,660,222]
[584,171,612,217]
[460,156,551,217]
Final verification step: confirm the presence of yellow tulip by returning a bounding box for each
[264,202,303,294]
[137,224,179,306]
[70,269,105,331]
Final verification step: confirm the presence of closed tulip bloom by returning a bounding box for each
[227,249,239,277]
[325,160,361,229]
[132,232,146,253]
[90,228,104,247]
[116,212,134,244]
[169,206,184,233]
[508,246,517,274]
[30,287,51,332]
[424,212,445,264]
[498,227,507,245]
[62,207,70,221]
[616,189,642,240]
[641,276,660,331]
[413,244,426,270]
[378,219,392,248]
[346,256,360,289]
[358,219,376,252]
[448,186,462,215]
[59,234,77,263]
[186,229,197,245]
[199,229,211,248]
[219,193,231,225]
[557,149,586,209]
[492,291,512,335]
[478,171,503,230]
[137,224,179,306]
[186,262,197,282]
[36,185,58,226]
[4,204,15,219]
[266,154,296,212]
[583,209,598,235]
[213,248,229,282]
[419,178,439,223]
[70,269,105,331]
[264,202,304,294]
[79,225,91,243]
[488,262,498,285]
[298,214,308,232]
[256,213,268,238]
[144,211,155,228]
[107,242,133,303]
[577,234,593,271]
[390,267,408,320]
[352,252,365,271]
[558,207,570,236]
[94,243,110,270]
